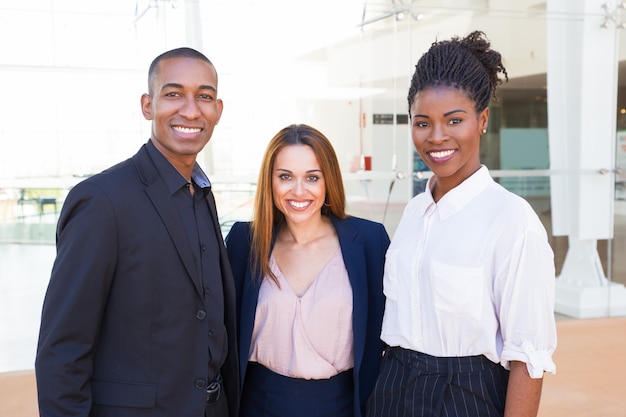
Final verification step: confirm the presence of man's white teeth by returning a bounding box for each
[174,126,201,133]
[429,150,454,158]
[289,201,309,209]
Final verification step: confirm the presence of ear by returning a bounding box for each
[215,98,224,125]
[140,93,153,121]
[479,107,489,133]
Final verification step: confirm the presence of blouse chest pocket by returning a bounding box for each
[430,260,485,321]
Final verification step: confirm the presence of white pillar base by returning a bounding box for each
[555,279,626,318]
[554,238,626,318]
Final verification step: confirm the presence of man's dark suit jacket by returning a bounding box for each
[225,216,390,417]
[35,143,239,417]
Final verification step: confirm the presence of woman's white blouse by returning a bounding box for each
[380,166,557,378]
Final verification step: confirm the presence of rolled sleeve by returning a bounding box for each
[497,219,557,379]
[501,340,556,378]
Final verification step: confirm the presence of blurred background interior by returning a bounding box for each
[1,0,626,383]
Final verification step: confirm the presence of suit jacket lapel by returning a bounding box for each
[133,146,203,296]
[332,217,368,372]
[205,188,224,242]
[205,188,239,325]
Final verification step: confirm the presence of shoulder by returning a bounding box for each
[335,215,386,234]
[343,215,379,227]
[484,183,547,235]
[225,221,252,251]
[226,221,251,237]
[487,182,538,217]
[64,161,139,208]
[333,216,390,248]
[404,192,429,212]
[72,158,136,194]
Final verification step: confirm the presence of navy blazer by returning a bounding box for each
[35,143,239,417]
[225,215,390,417]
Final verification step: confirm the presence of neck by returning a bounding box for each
[280,215,331,246]
[430,178,446,203]
[173,161,194,183]
[151,139,196,181]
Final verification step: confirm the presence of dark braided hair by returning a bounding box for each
[407,31,508,114]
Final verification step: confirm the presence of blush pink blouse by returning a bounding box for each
[248,248,354,380]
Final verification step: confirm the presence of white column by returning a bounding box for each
[184,0,203,51]
[182,0,215,175]
[547,0,626,318]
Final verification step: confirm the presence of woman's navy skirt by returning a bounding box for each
[240,362,354,417]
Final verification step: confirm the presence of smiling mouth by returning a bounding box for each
[173,126,201,134]
[288,200,311,209]
[428,149,455,159]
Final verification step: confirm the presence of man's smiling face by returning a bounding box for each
[141,56,223,165]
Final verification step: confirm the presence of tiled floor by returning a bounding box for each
[538,317,626,417]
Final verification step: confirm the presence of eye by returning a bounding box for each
[278,173,291,181]
[307,175,320,182]
[164,91,182,97]
[414,121,429,128]
[199,93,214,101]
[448,118,462,125]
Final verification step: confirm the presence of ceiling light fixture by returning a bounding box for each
[359,0,423,28]
[601,1,626,29]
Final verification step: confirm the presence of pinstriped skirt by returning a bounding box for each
[366,347,509,417]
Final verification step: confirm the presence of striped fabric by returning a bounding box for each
[366,347,509,417]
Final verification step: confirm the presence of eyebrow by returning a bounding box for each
[160,83,217,93]
[275,168,322,173]
[412,109,467,119]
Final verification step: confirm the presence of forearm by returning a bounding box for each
[504,360,543,417]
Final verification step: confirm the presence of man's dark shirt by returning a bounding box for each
[147,140,227,381]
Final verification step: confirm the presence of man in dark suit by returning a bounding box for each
[35,47,239,417]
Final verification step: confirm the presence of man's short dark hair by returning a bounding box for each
[147,47,215,95]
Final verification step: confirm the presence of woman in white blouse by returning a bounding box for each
[226,124,390,417]
[366,31,557,417]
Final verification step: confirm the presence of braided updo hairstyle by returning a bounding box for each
[407,31,508,114]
